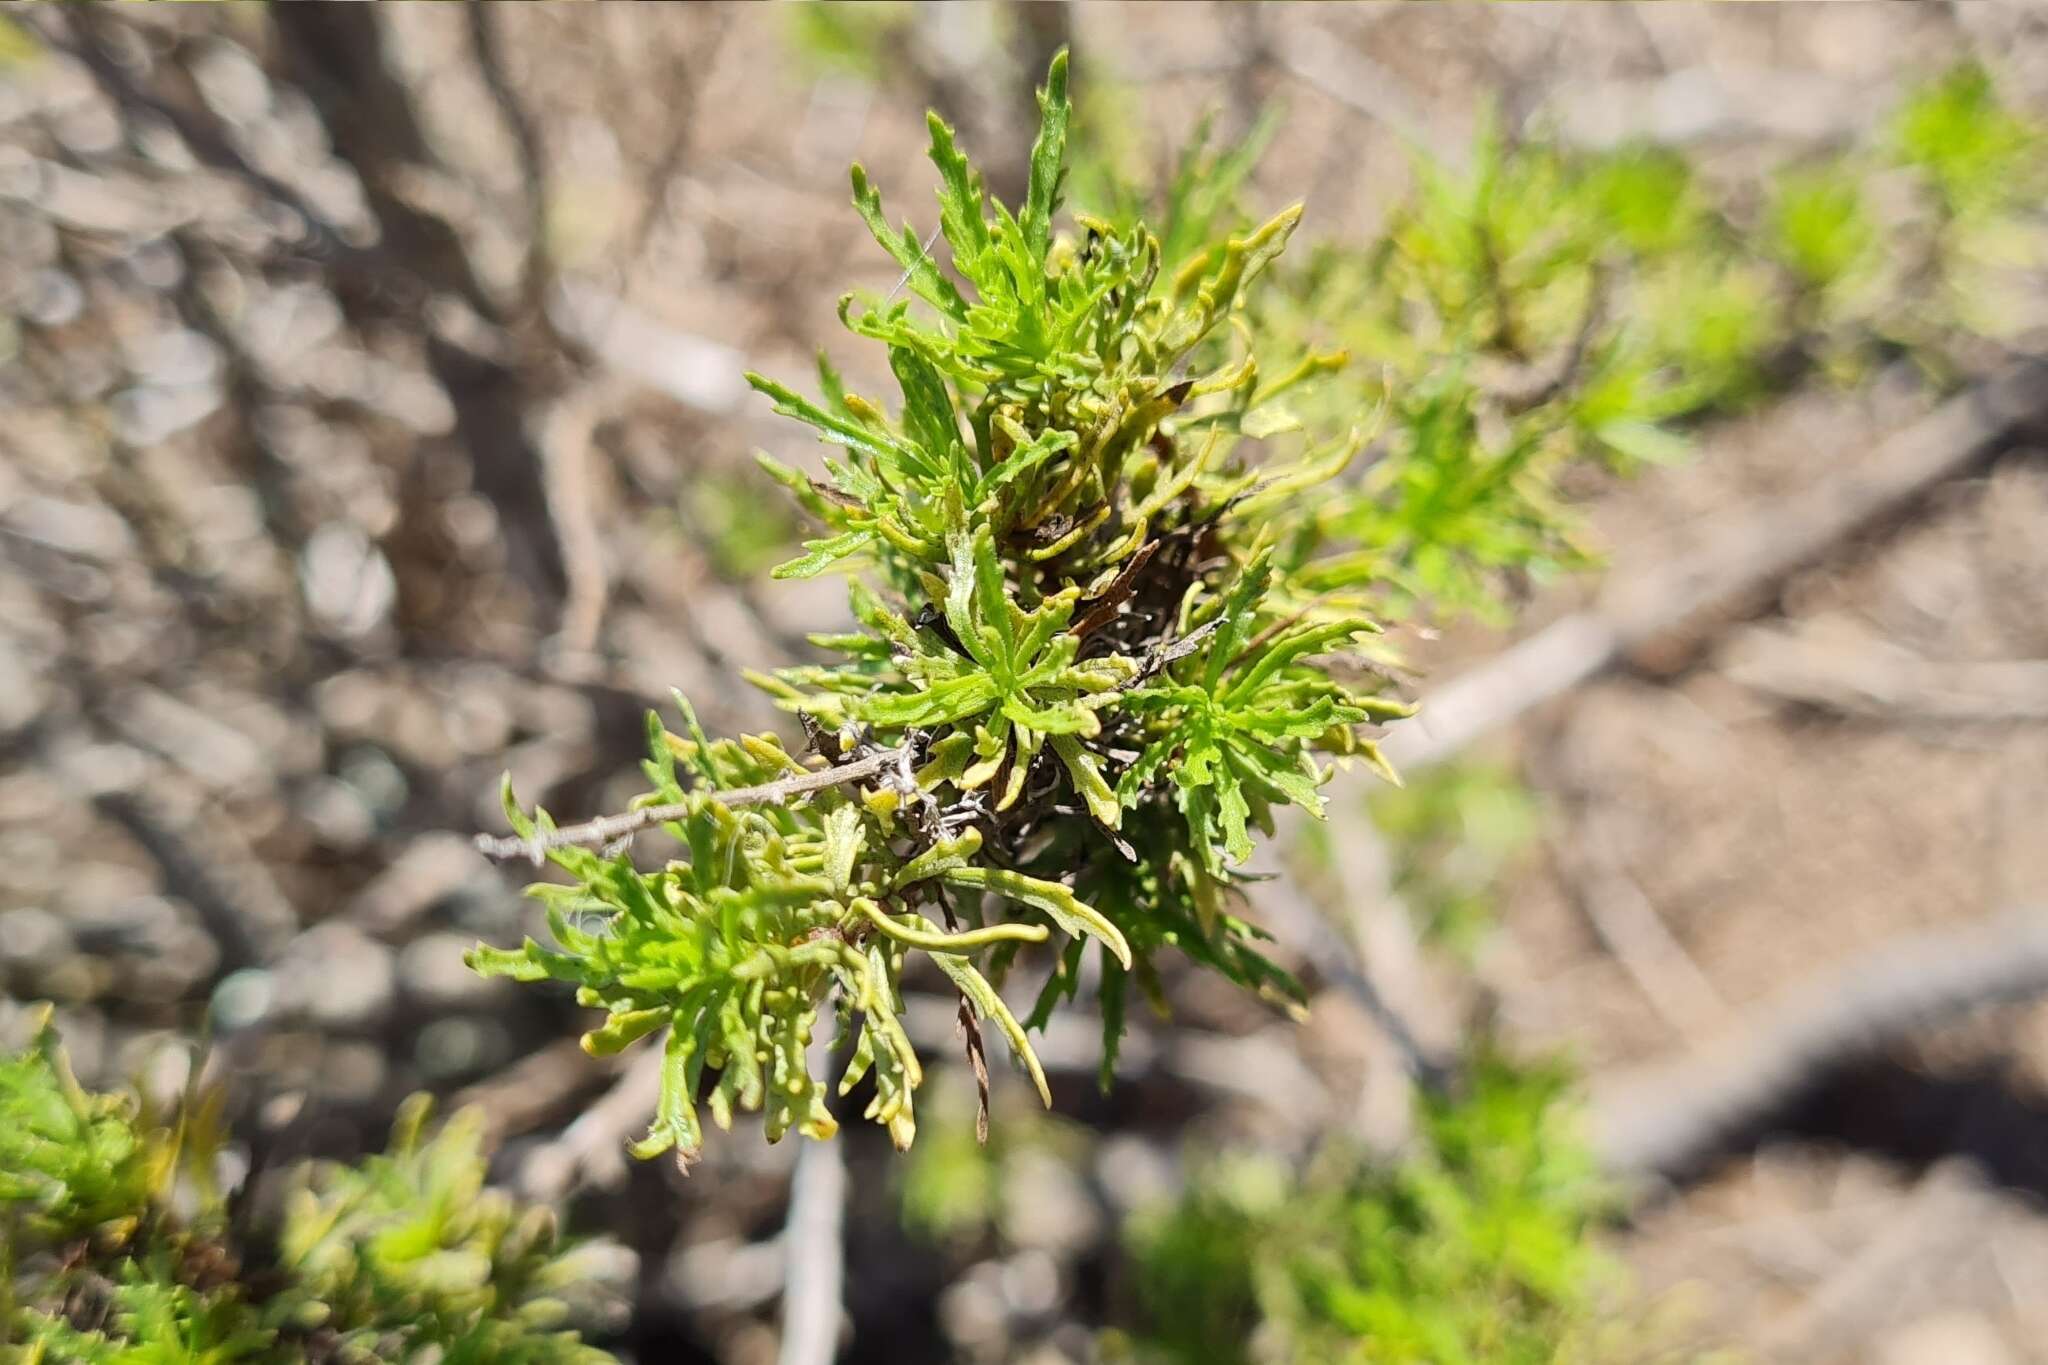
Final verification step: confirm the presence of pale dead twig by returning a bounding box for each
[537,385,613,659]
[1720,621,2048,723]
[1546,803,1728,1043]
[1593,903,2048,1180]
[456,1036,619,1144]
[1539,719,1728,1042]
[473,743,918,864]
[518,1042,666,1202]
[776,1137,847,1365]
[1249,830,1457,1095]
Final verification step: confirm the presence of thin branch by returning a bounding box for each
[1720,621,2048,723]
[1265,19,1460,172]
[1545,806,1728,1042]
[1540,721,1728,1042]
[457,1036,616,1144]
[463,3,556,322]
[777,1137,848,1365]
[1249,845,1457,1093]
[536,384,612,659]
[473,744,917,864]
[518,1042,666,1202]
[1593,902,2048,1181]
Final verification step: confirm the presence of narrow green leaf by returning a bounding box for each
[1020,50,1072,269]
[941,865,1132,969]
[1050,733,1121,829]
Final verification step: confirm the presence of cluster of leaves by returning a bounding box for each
[0,1012,619,1364]
[474,50,1414,1160]
[1111,1053,1617,1365]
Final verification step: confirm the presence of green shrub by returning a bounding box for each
[470,50,1416,1161]
[1116,1054,1610,1365]
[1,1012,619,1364]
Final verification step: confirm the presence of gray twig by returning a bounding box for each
[518,1043,666,1202]
[464,4,556,321]
[474,744,917,863]
[1720,621,2048,723]
[777,1137,848,1365]
[1594,903,2048,1180]
[1540,720,1728,1042]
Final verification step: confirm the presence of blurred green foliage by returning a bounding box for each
[779,2,915,82]
[1114,1053,1614,1365]
[1091,63,2045,624]
[1370,760,1540,959]
[683,471,807,582]
[1,1013,618,1364]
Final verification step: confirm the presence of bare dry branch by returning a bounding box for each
[473,744,918,863]
[777,1138,848,1365]
[537,385,613,659]
[1546,808,1728,1042]
[1593,903,2048,1180]
[1720,621,2048,723]
[518,1042,666,1202]
[457,1037,619,1144]
[1540,720,1728,1041]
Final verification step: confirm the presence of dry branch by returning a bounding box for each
[457,1036,618,1144]
[1381,358,2048,772]
[1267,19,1457,169]
[1592,903,2048,1180]
[1540,722,1728,1041]
[776,1137,847,1365]
[1720,621,2048,723]
[517,1042,666,1202]
[537,384,613,658]
[1545,811,1728,1043]
[473,744,916,864]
